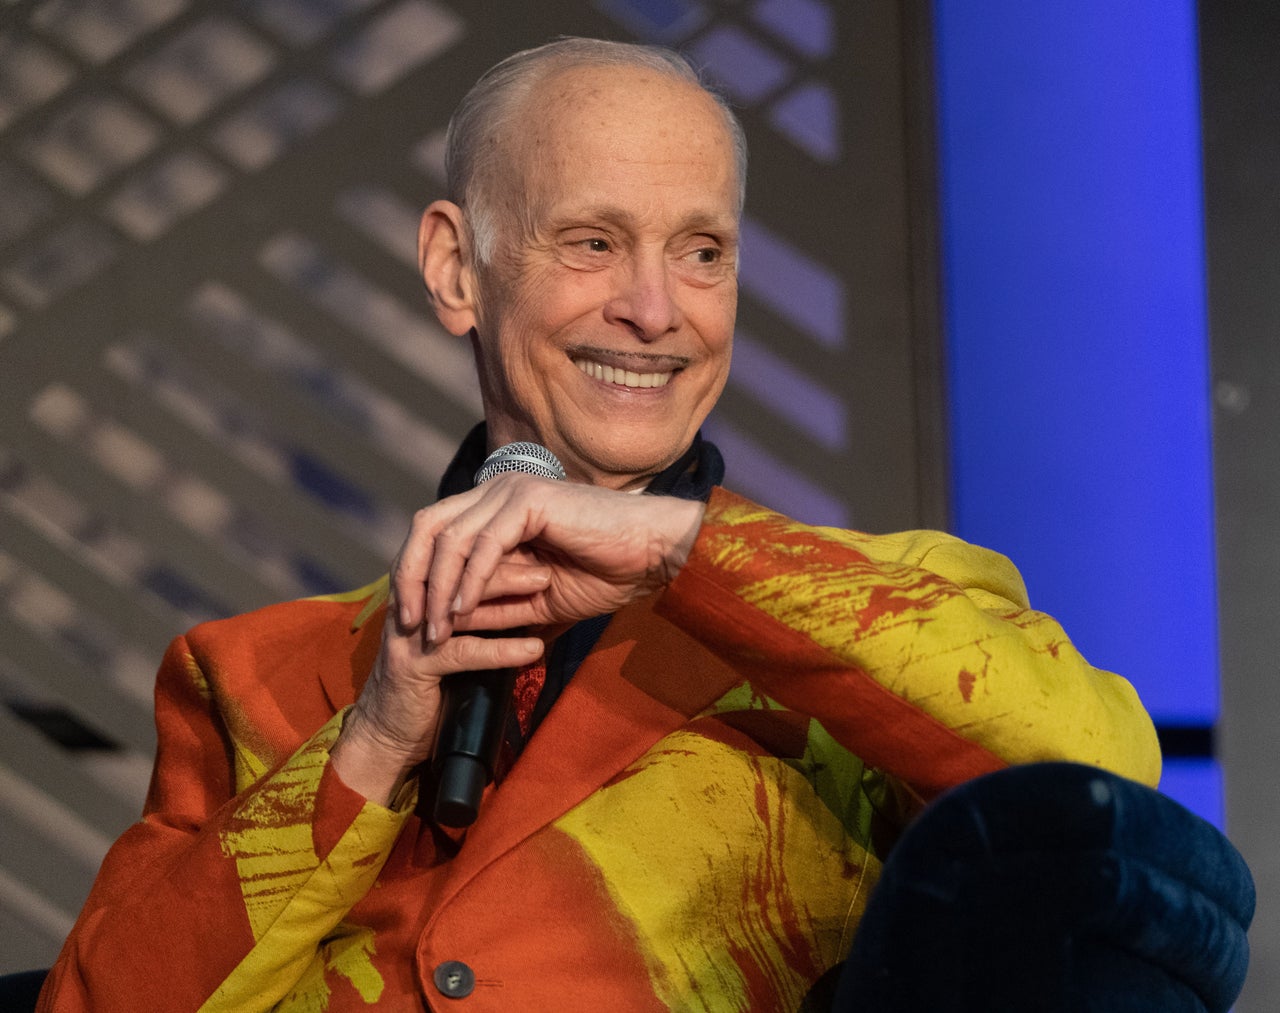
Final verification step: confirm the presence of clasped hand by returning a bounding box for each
[331,475,705,803]
[397,474,705,641]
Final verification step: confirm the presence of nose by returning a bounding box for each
[603,250,683,340]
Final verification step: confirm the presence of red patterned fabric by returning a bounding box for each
[511,660,546,740]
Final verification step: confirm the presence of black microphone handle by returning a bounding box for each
[429,441,564,829]
[432,636,517,828]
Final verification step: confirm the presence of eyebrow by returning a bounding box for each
[552,204,738,237]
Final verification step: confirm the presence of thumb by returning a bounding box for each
[432,630,546,672]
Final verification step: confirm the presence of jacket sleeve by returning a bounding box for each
[38,631,414,1013]
[655,488,1161,804]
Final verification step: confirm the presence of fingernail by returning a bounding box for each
[400,605,413,628]
[451,594,463,614]
[426,622,438,643]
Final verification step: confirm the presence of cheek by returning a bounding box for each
[509,265,600,335]
[694,288,738,355]
[491,292,583,405]
[480,288,559,378]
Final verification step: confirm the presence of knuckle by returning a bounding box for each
[434,526,467,552]
[472,529,505,554]
[391,563,413,590]
[377,630,413,667]
[494,472,534,497]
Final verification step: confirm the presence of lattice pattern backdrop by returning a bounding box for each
[0,0,940,971]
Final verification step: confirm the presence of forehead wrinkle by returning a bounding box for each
[493,67,740,259]
[527,68,736,161]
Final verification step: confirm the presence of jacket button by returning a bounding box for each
[433,960,476,999]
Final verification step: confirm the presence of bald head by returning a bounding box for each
[444,38,747,265]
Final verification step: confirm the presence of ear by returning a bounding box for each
[419,200,478,337]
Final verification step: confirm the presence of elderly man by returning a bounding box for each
[38,37,1220,1013]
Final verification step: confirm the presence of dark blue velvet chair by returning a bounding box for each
[833,762,1255,1012]
[0,969,47,1011]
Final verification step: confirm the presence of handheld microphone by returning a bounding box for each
[432,441,566,828]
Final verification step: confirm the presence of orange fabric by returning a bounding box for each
[38,489,1159,1012]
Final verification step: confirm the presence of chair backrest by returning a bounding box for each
[0,969,49,1011]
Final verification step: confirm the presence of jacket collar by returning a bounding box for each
[423,590,743,899]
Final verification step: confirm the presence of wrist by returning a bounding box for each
[658,498,705,583]
[331,707,423,807]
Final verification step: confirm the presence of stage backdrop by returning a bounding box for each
[932,4,1220,817]
[0,0,943,971]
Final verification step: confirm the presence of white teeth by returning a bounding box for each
[574,358,671,389]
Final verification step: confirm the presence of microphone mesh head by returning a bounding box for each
[474,442,567,485]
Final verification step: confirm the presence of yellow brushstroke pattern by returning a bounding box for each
[306,575,389,632]
[557,728,872,1012]
[206,713,406,1011]
[185,652,214,703]
[275,924,385,1012]
[700,499,1160,785]
[221,727,334,940]
[698,687,874,846]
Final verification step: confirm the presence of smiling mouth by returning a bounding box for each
[569,346,691,390]
[573,357,672,388]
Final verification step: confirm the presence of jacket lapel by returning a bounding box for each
[430,590,745,894]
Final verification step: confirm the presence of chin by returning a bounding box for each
[551,414,700,484]
[578,442,686,486]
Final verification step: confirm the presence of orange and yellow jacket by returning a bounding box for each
[39,490,1160,1012]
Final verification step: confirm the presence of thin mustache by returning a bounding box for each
[566,345,692,370]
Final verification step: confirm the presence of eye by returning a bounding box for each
[674,238,735,285]
[681,243,724,267]
[556,230,616,270]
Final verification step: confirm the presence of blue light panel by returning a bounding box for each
[932,3,1218,742]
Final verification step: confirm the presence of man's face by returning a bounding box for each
[468,65,740,489]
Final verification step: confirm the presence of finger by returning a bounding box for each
[392,505,450,629]
[392,487,488,632]
[446,562,552,634]
[451,528,514,617]
[479,560,552,601]
[424,481,537,640]
[453,598,548,633]
[423,521,477,643]
[428,630,545,673]
[379,608,545,682]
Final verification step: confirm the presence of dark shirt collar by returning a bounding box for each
[436,422,724,504]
